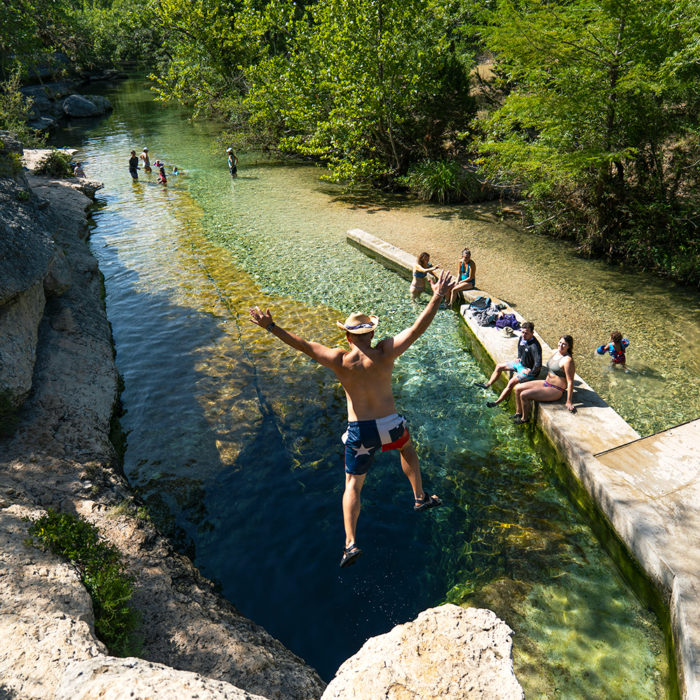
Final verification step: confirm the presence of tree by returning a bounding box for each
[477,0,699,283]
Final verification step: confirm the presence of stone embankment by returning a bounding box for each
[0,138,524,698]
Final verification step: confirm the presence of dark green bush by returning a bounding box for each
[399,160,484,204]
[34,149,73,178]
[28,509,141,656]
[0,389,19,438]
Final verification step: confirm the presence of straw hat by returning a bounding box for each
[336,313,379,334]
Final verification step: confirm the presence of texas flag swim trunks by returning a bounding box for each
[342,413,410,475]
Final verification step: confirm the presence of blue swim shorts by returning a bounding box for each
[507,360,537,382]
[342,413,410,475]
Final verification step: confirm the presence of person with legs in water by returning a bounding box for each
[227,147,238,177]
[512,335,576,424]
[129,151,139,180]
[249,269,455,568]
[446,248,476,307]
[475,321,542,407]
[596,331,629,367]
[409,251,439,301]
[139,147,151,173]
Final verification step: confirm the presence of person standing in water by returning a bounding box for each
[129,150,139,180]
[227,147,238,177]
[139,147,151,173]
[596,331,629,367]
[249,269,455,568]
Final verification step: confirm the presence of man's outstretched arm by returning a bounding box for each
[249,306,344,369]
[384,269,455,359]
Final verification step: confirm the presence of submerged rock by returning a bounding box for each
[322,605,524,699]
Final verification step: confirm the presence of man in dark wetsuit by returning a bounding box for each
[129,151,139,180]
[249,269,455,568]
[475,320,542,406]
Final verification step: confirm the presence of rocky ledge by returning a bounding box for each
[0,134,523,699]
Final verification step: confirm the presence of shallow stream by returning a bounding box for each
[50,78,690,697]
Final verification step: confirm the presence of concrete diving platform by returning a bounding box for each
[347,227,700,699]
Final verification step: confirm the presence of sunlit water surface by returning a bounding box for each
[52,79,675,697]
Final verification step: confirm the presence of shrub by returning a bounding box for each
[34,149,73,178]
[28,509,141,656]
[399,159,483,204]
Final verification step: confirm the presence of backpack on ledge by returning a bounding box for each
[495,313,520,330]
[468,296,491,310]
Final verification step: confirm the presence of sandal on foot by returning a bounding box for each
[339,543,362,568]
[510,412,522,421]
[414,494,442,512]
[486,401,499,408]
[513,417,528,425]
[474,382,489,389]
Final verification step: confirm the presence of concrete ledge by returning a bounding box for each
[347,227,700,698]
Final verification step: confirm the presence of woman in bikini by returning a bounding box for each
[409,252,439,301]
[447,248,476,307]
[511,335,576,424]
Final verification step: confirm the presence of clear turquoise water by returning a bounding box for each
[53,78,669,696]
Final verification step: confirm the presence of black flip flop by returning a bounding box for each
[414,494,442,512]
[339,544,362,568]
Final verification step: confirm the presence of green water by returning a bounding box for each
[53,78,674,696]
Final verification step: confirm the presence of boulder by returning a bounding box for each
[28,116,58,132]
[84,94,112,114]
[55,658,271,700]
[322,605,524,700]
[62,95,102,118]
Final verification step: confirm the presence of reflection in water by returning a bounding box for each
[53,79,673,696]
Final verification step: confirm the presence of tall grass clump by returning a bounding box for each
[399,159,483,204]
[28,509,141,656]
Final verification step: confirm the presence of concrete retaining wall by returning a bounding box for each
[347,227,700,699]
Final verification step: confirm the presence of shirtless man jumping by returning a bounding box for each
[249,269,454,568]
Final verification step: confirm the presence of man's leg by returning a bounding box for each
[342,472,366,548]
[399,439,424,500]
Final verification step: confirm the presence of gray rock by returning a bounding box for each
[42,80,76,100]
[0,281,45,405]
[62,95,102,118]
[322,605,524,700]
[84,94,112,113]
[56,658,271,700]
[45,249,72,297]
[28,116,58,132]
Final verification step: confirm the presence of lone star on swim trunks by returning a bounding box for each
[353,443,375,457]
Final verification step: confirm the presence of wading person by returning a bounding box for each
[129,150,139,180]
[249,269,455,568]
[226,147,238,177]
[139,147,151,173]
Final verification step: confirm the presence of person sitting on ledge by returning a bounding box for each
[512,335,576,424]
[475,321,542,407]
[249,269,455,569]
[446,248,476,307]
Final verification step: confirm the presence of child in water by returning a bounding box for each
[154,160,167,185]
[596,331,629,367]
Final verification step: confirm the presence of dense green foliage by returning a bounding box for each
[399,159,483,204]
[477,0,700,284]
[28,510,141,656]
